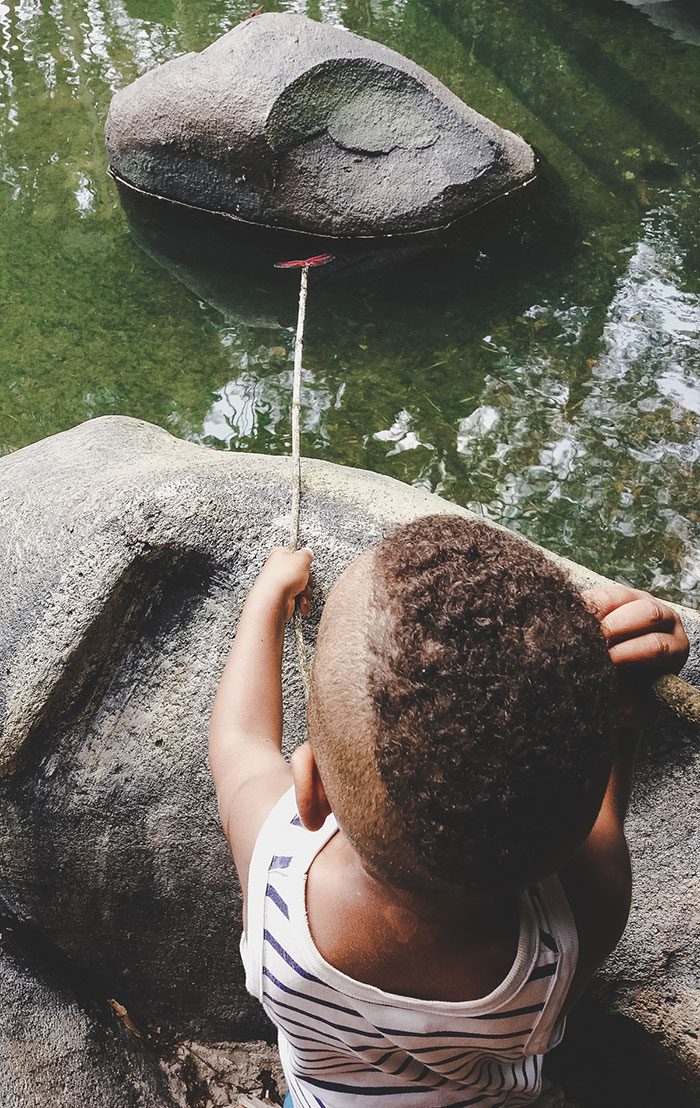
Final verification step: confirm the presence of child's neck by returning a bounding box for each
[361,851,512,924]
[306,829,521,1002]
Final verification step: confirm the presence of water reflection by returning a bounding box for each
[450,196,700,601]
[100,175,700,610]
[373,409,434,457]
[202,365,334,449]
[0,0,698,605]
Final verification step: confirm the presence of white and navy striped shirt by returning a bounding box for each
[241,789,578,1108]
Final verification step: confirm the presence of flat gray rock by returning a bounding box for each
[105,13,536,237]
[0,417,698,1105]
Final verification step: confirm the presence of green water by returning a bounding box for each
[1,0,699,604]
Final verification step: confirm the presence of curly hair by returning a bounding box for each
[365,514,617,892]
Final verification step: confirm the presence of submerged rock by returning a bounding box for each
[105,13,536,238]
[0,417,698,1105]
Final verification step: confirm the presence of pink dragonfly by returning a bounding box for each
[274,254,334,269]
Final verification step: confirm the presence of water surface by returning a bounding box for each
[1,0,699,602]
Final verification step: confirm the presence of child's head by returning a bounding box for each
[303,514,617,895]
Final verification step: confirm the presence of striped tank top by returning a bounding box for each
[241,788,578,1108]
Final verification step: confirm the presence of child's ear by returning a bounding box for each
[291,742,331,831]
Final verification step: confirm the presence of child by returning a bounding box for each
[209,515,689,1108]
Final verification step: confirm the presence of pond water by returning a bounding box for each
[1,0,699,604]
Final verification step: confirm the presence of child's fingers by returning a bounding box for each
[295,581,314,617]
[599,595,677,645]
[260,549,314,612]
[285,548,313,588]
[609,632,681,668]
[582,584,648,620]
[289,547,312,564]
[585,586,689,676]
[295,549,313,579]
[267,546,312,568]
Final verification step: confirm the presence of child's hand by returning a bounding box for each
[583,585,689,670]
[252,547,314,622]
[583,585,689,729]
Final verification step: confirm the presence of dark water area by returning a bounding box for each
[0,0,699,603]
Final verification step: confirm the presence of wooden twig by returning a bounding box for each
[274,254,333,701]
[290,265,311,699]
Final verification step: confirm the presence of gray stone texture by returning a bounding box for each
[105,13,536,237]
[0,928,179,1108]
[0,416,698,1106]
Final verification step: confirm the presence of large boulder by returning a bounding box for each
[105,13,536,238]
[0,416,698,1105]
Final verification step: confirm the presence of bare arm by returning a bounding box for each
[560,585,689,1013]
[209,547,313,899]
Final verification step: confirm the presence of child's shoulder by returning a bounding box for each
[303,830,520,1002]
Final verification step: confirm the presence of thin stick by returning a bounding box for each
[289,265,311,700]
[274,253,333,700]
[290,265,307,556]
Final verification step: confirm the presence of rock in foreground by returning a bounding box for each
[0,417,698,1106]
[105,13,536,238]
